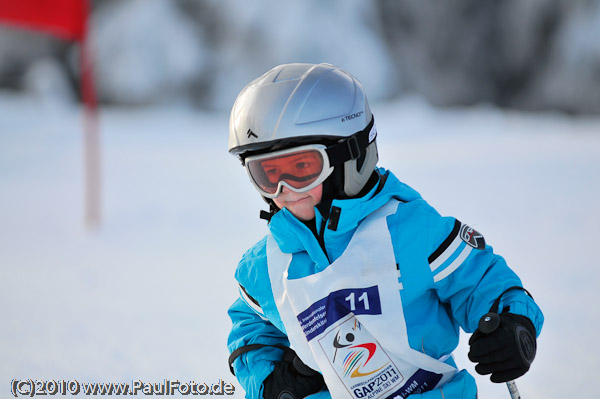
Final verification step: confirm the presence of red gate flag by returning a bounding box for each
[0,0,96,108]
[0,0,101,228]
[0,0,87,40]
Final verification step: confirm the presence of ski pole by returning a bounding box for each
[505,380,521,399]
[478,313,522,399]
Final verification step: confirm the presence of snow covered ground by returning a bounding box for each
[1,93,599,398]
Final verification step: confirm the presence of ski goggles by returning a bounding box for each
[244,144,334,198]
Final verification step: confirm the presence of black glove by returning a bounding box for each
[468,312,537,383]
[263,355,326,399]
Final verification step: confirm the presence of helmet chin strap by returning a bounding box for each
[259,198,280,222]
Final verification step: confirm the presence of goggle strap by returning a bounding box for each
[325,117,375,166]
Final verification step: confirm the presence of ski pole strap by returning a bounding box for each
[228,343,296,376]
[489,286,534,314]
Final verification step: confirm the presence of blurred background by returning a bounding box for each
[1,1,599,398]
[2,0,600,113]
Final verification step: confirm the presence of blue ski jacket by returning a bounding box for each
[227,168,543,399]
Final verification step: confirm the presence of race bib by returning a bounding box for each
[297,287,443,399]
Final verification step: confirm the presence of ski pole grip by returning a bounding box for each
[478,312,501,334]
[477,312,523,399]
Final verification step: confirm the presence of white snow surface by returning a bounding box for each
[1,93,599,398]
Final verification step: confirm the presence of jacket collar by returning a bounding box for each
[267,168,422,260]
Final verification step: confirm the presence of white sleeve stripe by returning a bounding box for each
[430,234,463,272]
[239,287,268,319]
[433,245,473,282]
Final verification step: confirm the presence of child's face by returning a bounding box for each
[273,184,323,221]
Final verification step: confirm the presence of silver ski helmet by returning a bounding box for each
[228,63,378,198]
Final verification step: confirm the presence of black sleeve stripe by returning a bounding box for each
[239,284,260,307]
[428,219,461,264]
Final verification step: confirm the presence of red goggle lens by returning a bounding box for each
[247,150,325,195]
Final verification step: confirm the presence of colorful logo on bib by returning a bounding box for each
[319,317,404,399]
[342,343,388,378]
[332,322,389,379]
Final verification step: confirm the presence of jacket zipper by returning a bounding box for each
[317,218,330,264]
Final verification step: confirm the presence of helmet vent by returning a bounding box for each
[272,64,312,83]
[296,69,356,124]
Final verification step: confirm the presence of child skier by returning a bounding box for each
[226,63,543,399]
